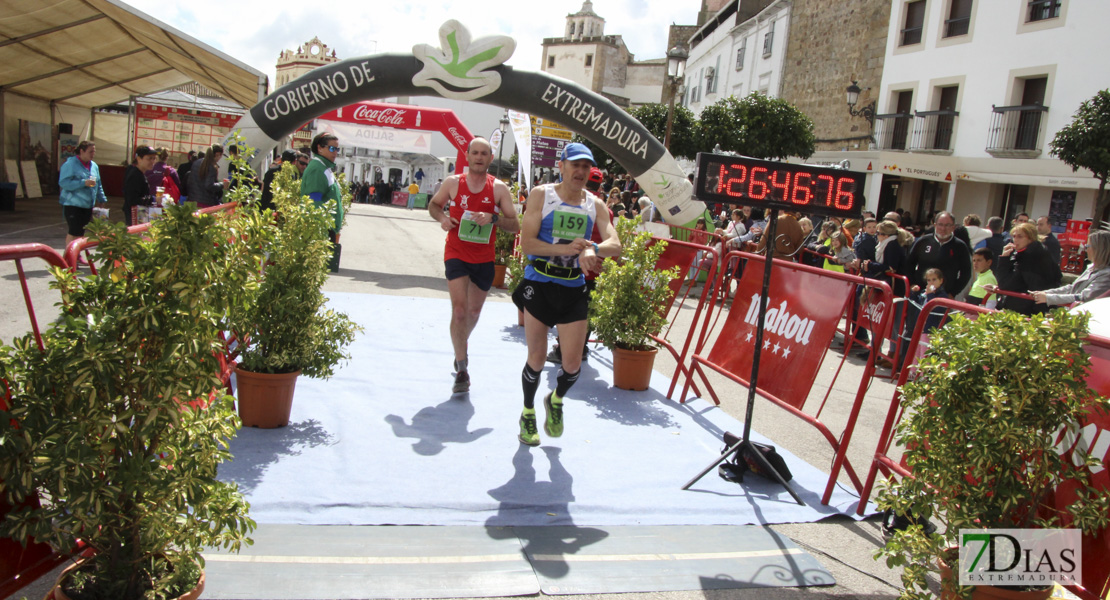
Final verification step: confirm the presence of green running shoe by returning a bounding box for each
[519,408,540,446]
[543,393,563,438]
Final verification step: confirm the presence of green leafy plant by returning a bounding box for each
[1050,89,1110,225]
[589,216,681,351]
[697,92,816,160]
[874,309,1110,600]
[494,224,516,266]
[234,166,361,377]
[0,205,259,599]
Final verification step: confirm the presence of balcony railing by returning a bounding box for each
[986,104,1049,158]
[1028,0,1061,22]
[910,109,959,153]
[874,113,913,151]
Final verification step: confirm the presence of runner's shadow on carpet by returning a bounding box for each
[386,398,494,456]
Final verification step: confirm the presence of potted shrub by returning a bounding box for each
[875,309,1110,600]
[0,206,257,600]
[493,225,516,289]
[233,165,362,428]
[589,216,681,390]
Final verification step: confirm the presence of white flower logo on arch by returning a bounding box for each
[413,20,516,101]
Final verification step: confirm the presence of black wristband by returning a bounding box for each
[491,213,500,224]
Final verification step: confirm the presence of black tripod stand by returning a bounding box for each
[681,207,805,506]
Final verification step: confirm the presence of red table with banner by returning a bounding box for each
[1060,219,1092,275]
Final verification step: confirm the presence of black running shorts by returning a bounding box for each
[62,205,94,237]
[512,279,589,327]
[445,258,495,292]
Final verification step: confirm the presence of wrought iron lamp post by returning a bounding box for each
[846,80,876,129]
[496,110,509,179]
[663,45,689,151]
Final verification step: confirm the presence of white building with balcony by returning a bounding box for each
[683,0,791,113]
[811,0,1109,228]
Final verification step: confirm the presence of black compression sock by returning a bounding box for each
[555,368,580,399]
[522,364,541,409]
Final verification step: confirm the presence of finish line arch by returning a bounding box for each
[230,20,701,227]
[316,101,475,179]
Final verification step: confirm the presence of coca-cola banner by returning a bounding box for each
[322,121,436,154]
[707,257,854,409]
[230,19,702,227]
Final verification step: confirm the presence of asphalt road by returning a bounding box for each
[0,195,915,600]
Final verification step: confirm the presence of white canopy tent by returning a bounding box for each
[0,0,268,175]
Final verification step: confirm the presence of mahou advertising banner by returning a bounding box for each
[707,258,854,409]
[1051,339,1110,600]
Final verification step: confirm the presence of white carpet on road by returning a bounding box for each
[218,292,866,527]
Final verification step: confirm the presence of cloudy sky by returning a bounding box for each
[120,0,697,81]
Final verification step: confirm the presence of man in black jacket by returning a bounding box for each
[260,150,297,211]
[1037,216,1062,269]
[904,211,972,298]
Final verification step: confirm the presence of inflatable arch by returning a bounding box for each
[230,20,701,227]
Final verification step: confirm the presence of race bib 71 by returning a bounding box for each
[459,211,493,244]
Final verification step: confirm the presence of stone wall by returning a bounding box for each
[779,0,890,151]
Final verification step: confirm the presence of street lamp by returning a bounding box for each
[663,45,689,151]
[846,80,876,129]
[496,110,509,179]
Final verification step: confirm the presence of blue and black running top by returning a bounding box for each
[524,184,600,287]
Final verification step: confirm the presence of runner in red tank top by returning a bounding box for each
[428,137,520,395]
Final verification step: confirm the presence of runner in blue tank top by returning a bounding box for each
[511,143,621,446]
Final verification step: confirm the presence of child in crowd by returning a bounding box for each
[900,268,951,370]
[967,248,998,309]
[823,231,856,273]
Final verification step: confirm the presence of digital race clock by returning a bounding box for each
[694,153,865,219]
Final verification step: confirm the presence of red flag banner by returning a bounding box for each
[706,257,854,409]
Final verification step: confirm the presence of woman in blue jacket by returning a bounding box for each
[58,140,107,251]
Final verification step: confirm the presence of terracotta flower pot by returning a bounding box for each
[492,264,507,289]
[612,346,658,391]
[54,559,205,600]
[234,366,301,429]
[938,551,1053,600]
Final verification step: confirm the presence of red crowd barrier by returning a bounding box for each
[0,245,74,597]
[677,251,894,504]
[1,202,242,596]
[0,244,69,351]
[645,237,720,400]
[858,298,1110,600]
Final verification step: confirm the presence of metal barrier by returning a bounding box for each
[857,298,1110,600]
[0,244,76,597]
[62,202,240,272]
[678,251,894,504]
[1,202,242,596]
[644,237,720,400]
[0,244,69,351]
